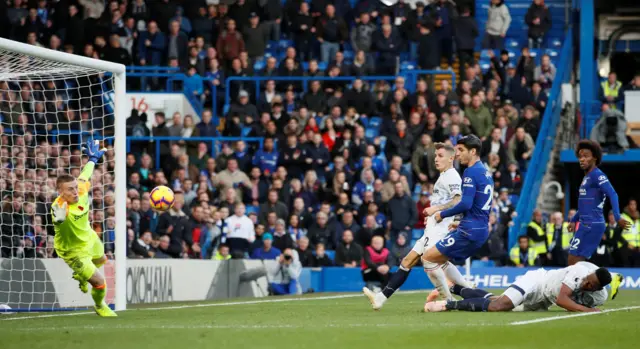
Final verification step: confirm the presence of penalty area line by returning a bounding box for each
[510,305,640,325]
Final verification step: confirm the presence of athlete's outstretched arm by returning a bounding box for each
[79,141,106,182]
[78,161,95,182]
[556,284,598,312]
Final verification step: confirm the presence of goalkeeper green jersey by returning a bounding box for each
[53,162,95,252]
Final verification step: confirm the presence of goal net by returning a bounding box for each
[0,38,126,312]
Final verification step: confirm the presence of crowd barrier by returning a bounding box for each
[3,258,639,309]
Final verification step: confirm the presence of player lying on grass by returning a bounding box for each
[51,140,116,317]
[569,140,629,299]
[363,143,475,310]
[424,261,611,313]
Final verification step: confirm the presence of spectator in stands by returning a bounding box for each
[224,203,255,255]
[137,20,165,66]
[284,234,306,269]
[292,2,314,62]
[599,72,624,108]
[465,94,493,140]
[213,158,251,200]
[305,133,331,181]
[212,244,231,260]
[534,54,556,92]
[387,182,417,239]
[386,119,414,164]
[156,193,193,258]
[501,161,523,195]
[508,127,535,169]
[217,19,245,68]
[482,127,509,165]
[251,233,280,259]
[273,218,295,251]
[361,235,390,289]
[334,211,362,247]
[308,211,333,249]
[388,232,412,268]
[335,230,363,268]
[454,5,479,84]
[510,235,539,267]
[546,211,570,266]
[311,242,334,267]
[483,0,511,49]
[375,24,401,75]
[590,105,630,152]
[430,0,457,69]
[167,19,189,68]
[242,13,268,62]
[351,12,376,58]
[525,0,551,49]
[317,4,348,64]
[259,189,289,224]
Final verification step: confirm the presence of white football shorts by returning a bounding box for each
[411,216,453,255]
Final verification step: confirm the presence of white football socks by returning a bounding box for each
[442,261,474,288]
[425,265,453,301]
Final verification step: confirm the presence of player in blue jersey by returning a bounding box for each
[570,140,629,299]
[420,135,493,294]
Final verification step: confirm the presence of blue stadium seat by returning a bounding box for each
[301,62,309,70]
[246,205,259,215]
[253,60,265,71]
[506,38,520,49]
[548,38,562,48]
[365,127,379,141]
[401,61,417,70]
[343,50,354,61]
[368,116,382,129]
[412,229,423,240]
[317,62,328,71]
[325,250,336,261]
[359,116,369,128]
[241,127,252,137]
[545,48,559,58]
[480,49,495,60]
[479,59,491,73]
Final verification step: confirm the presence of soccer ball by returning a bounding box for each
[149,186,175,212]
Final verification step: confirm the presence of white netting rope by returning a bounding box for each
[0,49,117,311]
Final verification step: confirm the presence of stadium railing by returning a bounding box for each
[126,136,264,168]
[223,70,456,114]
[508,28,574,248]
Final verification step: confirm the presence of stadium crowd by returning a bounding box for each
[0,0,639,274]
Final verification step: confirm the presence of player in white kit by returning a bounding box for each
[425,261,611,313]
[363,143,476,310]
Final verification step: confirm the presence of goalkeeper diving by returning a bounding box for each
[51,140,116,317]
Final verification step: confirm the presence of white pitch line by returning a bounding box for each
[2,290,425,321]
[510,305,640,325]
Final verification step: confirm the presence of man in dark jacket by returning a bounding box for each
[259,190,290,224]
[261,0,283,41]
[243,12,269,61]
[429,0,458,68]
[454,5,478,82]
[278,134,306,180]
[525,0,551,48]
[303,81,328,114]
[405,2,430,60]
[417,23,440,70]
[137,20,165,66]
[385,119,414,163]
[292,2,314,62]
[335,230,364,267]
[167,20,189,68]
[316,4,348,63]
[307,212,334,249]
[192,7,214,42]
[387,182,417,239]
[374,24,401,75]
[346,79,375,116]
[305,133,331,180]
[334,211,362,249]
[351,12,377,54]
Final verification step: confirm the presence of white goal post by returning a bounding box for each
[0,38,127,312]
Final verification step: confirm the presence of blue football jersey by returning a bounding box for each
[441,161,494,235]
[574,168,621,223]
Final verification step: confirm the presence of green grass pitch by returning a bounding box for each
[2,290,640,349]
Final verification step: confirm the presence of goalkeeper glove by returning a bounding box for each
[52,201,68,223]
[83,140,106,163]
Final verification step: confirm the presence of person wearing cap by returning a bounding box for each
[272,218,295,251]
[227,89,258,123]
[242,12,268,61]
[250,232,281,260]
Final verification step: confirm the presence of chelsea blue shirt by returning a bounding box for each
[571,168,621,224]
[441,161,494,236]
[253,149,279,176]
